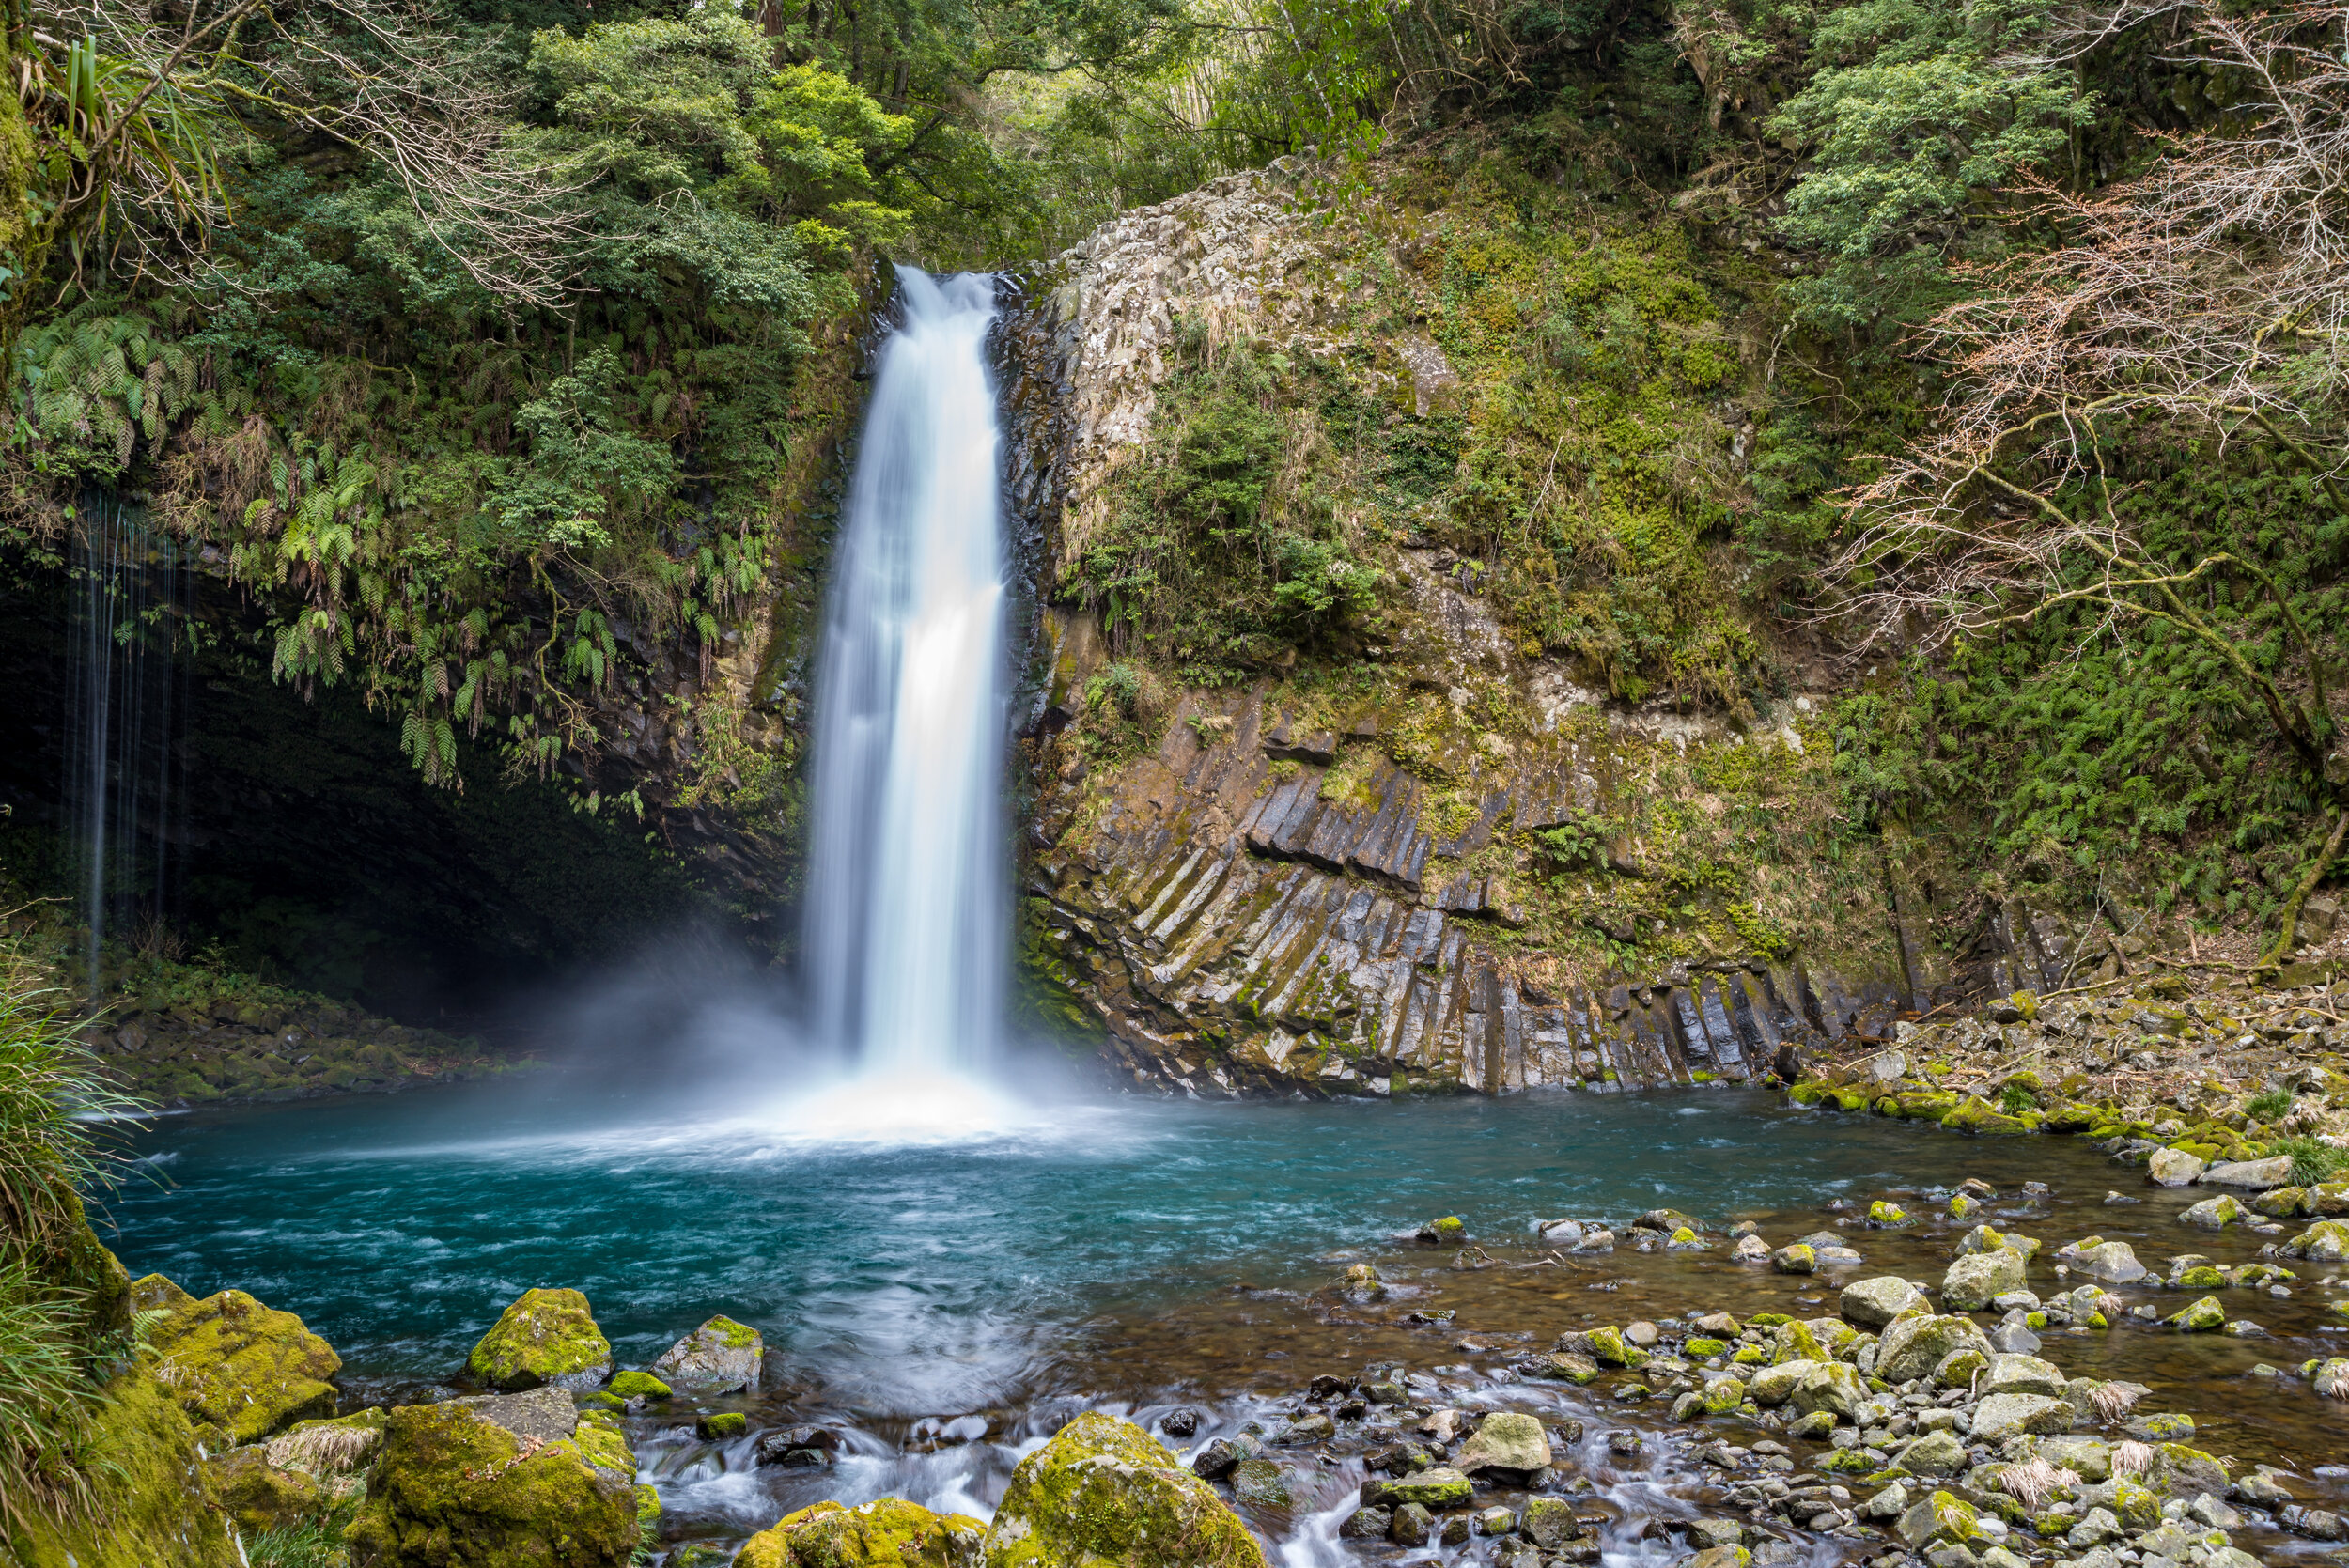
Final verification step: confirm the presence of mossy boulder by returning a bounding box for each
[652,1313,763,1392]
[982,1410,1268,1568]
[204,1445,331,1531]
[344,1389,638,1568]
[9,1367,241,1568]
[148,1285,343,1447]
[736,1498,986,1568]
[1875,1314,1992,1383]
[465,1288,613,1392]
[608,1369,672,1401]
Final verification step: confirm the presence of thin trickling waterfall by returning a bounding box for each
[65,498,191,1001]
[801,270,1007,1075]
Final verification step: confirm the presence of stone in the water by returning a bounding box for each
[146,1284,343,1448]
[2179,1195,2248,1230]
[1417,1216,1466,1244]
[2063,1239,2149,1283]
[1973,1399,2067,1446]
[1339,1507,1390,1539]
[1840,1275,1924,1327]
[2148,1148,2205,1187]
[1942,1249,2027,1312]
[650,1314,762,1393]
[465,1287,612,1394]
[344,1390,637,1568]
[1159,1407,1200,1438]
[1366,1467,1472,1508]
[753,1424,842,1467]
[1390,1503,1433,1546]
[1893,1431,1967,1476]
[1732,1234,1770,1263]
[606,1370,670,1402]
[1454,1412,1550,1476]
[735,1498,985,1568]
[1980,1353,2065,1397]
[2165,1295,2227,1332]
[2201,1156,2295,1189]
[985,1411,1266,1568]
[1986,1321,2041,1355]
[1876,1315,1992,1382]
[1229,1458,1290,1507]
[1772,1244,1817,1275]
[1521,1497,1579,1549]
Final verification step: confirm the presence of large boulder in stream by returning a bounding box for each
[345,1389,639,1568]
[465,1288,613,1392]
[1875,1314,1993,1383]
[144,1280,343,1447]
[737,1498,986,1568]
[983,1410,1268,1568]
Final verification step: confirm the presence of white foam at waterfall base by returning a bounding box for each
[800,266,1012,1094]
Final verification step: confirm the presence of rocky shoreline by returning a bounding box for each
[86,1092,2349,1568]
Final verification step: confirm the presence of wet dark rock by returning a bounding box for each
[1159,1406,1200,1438]
[1339,1506,1391,1539]
[752,1425,842,1467]
[1391,1502,1433,1545]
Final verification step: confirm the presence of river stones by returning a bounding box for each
[2201,1156,2295,1189]
[2148,1148,2206,1187]
[985,1410,1267,1568]
[1746,1360,1816,1406]
[737,1498,985,1568]
[1454,1412,1550,1476]
[146,1282,343,1447]
[1891,1430,1967,1475]
[2179,1195,2248,1230]
[1980,1353,2065,1397]
[2060,1239,2149,1283]
[1877,1314,1992,1383]
[1841,1275,1925,1327]
[344,1392,638,1568]
[651,1314,763,1393]
[1789,1361,1865,1420]
[1520,1497,1579,1549]
[2284,1219,2349,1261]
[2167,1296,2227,1331]
[1771,1244,1816,1275]
[1942,1249,2027,1311]
[465,1288,612,1393]
[1366,1467,1474,1509]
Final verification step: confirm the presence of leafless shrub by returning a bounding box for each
[2112,1438,2156,1475]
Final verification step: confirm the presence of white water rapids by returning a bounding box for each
[800,269,1009,1103]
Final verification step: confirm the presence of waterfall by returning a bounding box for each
[64,498,191,1001]
[801,270,1008,1077]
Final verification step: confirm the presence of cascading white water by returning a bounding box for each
[801,269,1007,1080]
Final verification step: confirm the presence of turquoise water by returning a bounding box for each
[105,1075,2111,1415]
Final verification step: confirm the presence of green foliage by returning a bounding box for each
[1533,811,1614,871]
[1832,458,2346,915]
[1073,334,1381,673]
[2245,1088,2295,1123]
[1770,0,2091,339]
[0,951,142,1531]
[1999,1081,2040,1116]
[2272,1135,2345,1188]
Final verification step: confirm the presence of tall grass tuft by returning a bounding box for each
[0,946,146,1531]
[2270,1135,2346,1188]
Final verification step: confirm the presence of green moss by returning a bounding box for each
[606,1370,671,1401]
[8,1367,241,1568]
[464,1288,611,1393]
[737,1498,986,1568]
[982,1410,1267,1568]
[343,1400,637,1568]
[148,1288,342,1449]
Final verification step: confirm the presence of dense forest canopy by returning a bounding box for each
[0,0,2341,940]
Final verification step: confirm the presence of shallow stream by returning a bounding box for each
[108,1077,2349,1562]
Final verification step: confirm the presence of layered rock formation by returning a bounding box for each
[997,166,2109,1097]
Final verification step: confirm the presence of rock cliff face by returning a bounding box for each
[996,166,2093,1097]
